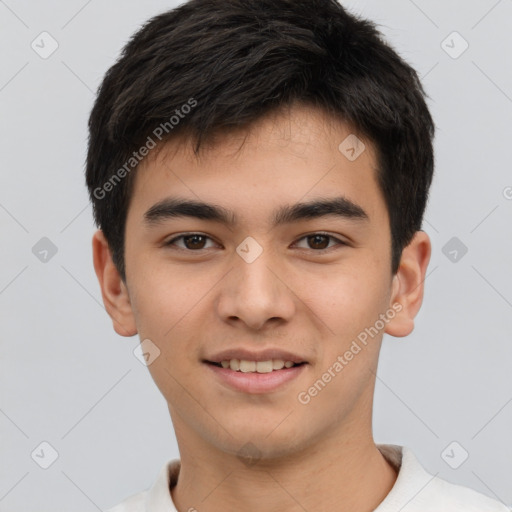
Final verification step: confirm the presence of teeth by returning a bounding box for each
[256,361,273,373]
[219,359,299,373]
[239,360,256,373]
[273,360,285,370]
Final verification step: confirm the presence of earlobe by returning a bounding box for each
[92,230,138,337]
[385,231,431,338]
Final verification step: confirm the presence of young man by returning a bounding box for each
[86,1,508,510]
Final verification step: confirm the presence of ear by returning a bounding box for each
[385,230,431,338]
[92,229,138,337]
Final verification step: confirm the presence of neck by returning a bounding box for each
[170,423,397,512]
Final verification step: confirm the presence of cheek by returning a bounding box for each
[135,288,207,402]
[300,264,389,343]
[129,256,210,338]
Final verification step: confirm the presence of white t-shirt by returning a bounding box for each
[106,444,510,511]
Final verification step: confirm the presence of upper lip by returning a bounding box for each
[204,348,308,364]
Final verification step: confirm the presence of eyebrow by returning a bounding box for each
[143,196,369,228]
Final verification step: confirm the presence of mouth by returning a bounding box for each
[204,359,307,373]
[203,359,308,394]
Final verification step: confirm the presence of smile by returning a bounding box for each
[210,359,305,373]
[204,360,308,394]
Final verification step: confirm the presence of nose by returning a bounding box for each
[215,247,296,331]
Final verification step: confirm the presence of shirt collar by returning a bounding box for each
[144,458,180,512]
[374,444,436,511]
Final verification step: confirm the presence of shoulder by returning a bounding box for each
[103,458,180,512]
[377,444,510,512]
[418,475,510,511]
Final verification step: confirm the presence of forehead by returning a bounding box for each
[127,104,386,228]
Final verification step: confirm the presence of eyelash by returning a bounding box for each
[164,232,347,253]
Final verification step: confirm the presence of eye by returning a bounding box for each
[294,233,347,251]
[164,232,347,253]
[164,233,218,251]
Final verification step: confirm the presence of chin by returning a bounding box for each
[216,427,310,462]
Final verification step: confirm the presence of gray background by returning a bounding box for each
[1,0,511,510]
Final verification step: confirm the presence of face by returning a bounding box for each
[99,104,427,462]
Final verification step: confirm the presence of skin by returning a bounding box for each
[93,103,431,512]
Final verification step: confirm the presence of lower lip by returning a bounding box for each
[205,362,307,394]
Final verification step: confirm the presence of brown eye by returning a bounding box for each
[307,234,330,250]
[294,233,346,251]
[182,234,207,249]
[165,234,216,251]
